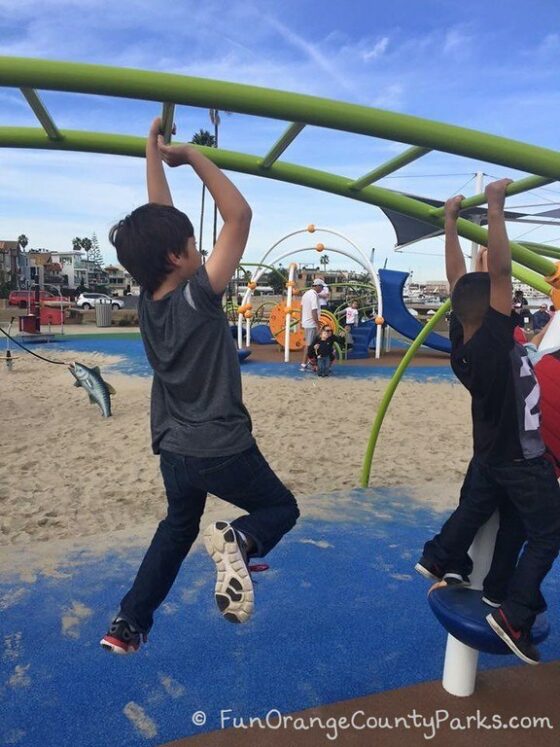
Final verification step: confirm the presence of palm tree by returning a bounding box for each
[17,234,28,251]
[72,237,82,251]
[81,237,92,288]
[190,129,216,260]
[320,254,330,272]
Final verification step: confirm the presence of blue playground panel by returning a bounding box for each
[1,488,559,747]
[379,269,452,354]
[249,324,276,344]
[42,335,456,382]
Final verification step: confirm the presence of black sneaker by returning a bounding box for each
[481,594,503,608]
[486,610,540,665]
[100,617,146,655]
[204,521,254,624]
[414,557,444,582]
[442,571,470,587]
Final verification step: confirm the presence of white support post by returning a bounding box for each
[441,511,499,697]
[384,325,392,352]
[284,263,297,363]
[237,314,244,349]
[375,314,382,359]
[470,171,484,271]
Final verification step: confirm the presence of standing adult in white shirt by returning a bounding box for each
[300,279,324,370]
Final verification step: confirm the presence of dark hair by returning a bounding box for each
[109,203,194,293]
[451,272,490,326]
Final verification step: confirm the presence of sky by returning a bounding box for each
[1,0,560,280]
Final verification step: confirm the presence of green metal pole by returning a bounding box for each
[1,126,558,282]
[160,102,175,144]
[520,242,560,261]
[430,175,555,217]
[511,262,552,295]
[349,146,431,190]
[360,301,451,488]
[2,57,560,179]
[20,88,61,140]
[260,123,305,168]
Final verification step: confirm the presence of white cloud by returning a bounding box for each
[370,83,404,110]
[442,27,471,57]
[536,33,560,57]
[261,14,364,101]
[362,37,389,62]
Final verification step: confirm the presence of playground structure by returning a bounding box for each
[2,56,560,697]
[16,286,70,338]
[236,225,383,359]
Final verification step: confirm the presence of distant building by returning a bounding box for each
[104,264,137,296]
[48,251,108,289]
[0,240,20,288]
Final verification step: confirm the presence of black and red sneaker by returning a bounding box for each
[100,618,146,655]
[486,610,540,665]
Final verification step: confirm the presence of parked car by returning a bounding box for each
[76,293,124,310]
[8,290,63,308]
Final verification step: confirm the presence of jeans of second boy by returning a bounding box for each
[119,444,299,633]
[317,356,331,376]
[423,456,560,630]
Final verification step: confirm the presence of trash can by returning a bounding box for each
[95,299,113,327]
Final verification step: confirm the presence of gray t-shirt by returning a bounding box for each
[138,266,254,457]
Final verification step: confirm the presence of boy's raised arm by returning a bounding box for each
[485,179,513,316]
[146,118,173,206]
[444,195,467,292]
[158,141,251,294]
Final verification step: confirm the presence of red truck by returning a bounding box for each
[8,290,67,308]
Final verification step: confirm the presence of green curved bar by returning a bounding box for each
[430,175,555,217]
[360,300,451,488]
[2,56,560,179]
[520,242,560,261]
[1,126,556,282]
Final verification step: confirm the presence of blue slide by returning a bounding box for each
[379,269,451,354]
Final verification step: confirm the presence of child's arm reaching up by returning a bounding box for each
[485,179,514,315]
[444,195,467,292]
[158,140,252,294]
[146,118,173,206]
[475,245,488,272]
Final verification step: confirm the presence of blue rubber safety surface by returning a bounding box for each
[39,336,455,382]
[1,488,559,747]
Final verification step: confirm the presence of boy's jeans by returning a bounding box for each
[317,356,331,376]
[423,456,560,630]
[120,444,299,632]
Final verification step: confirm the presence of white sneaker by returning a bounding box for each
[204,522,254,624]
